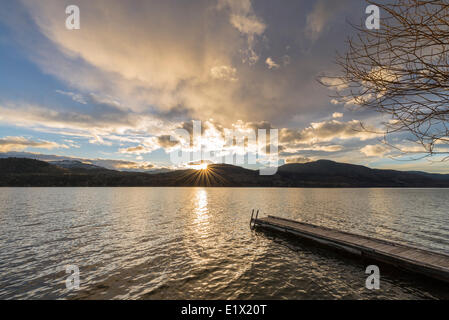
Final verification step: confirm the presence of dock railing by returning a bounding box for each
[250,209,259,230]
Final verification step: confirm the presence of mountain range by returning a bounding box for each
[1,157,448,187]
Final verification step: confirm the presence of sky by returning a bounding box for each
[0,0,447,173]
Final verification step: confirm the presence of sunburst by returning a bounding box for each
[177,163,229,187]
[192,163,209,170]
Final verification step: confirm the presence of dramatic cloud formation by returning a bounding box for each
[5,0,362,127]
[0,0,445,172]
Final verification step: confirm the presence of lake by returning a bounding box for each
[0,187,448,299]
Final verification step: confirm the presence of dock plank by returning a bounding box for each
[253,215,449,283]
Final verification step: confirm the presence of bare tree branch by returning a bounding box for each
[320,0,449,158]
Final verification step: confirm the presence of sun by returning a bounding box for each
[187,161,210,171]
[178,162,228,186]
[195,163,208,170]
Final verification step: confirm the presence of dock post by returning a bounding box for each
[250,209,255,229]
[250,209,259,230]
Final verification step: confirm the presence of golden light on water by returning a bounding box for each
[194,188,209,223]
[182,188,212,267]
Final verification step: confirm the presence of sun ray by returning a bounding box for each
[174,163,230,187]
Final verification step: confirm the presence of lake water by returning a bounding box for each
[0,187,448,299]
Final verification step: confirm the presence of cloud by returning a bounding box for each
[280,144,344,157]
[330,99,340,105]
[4,0,363,128]
[308,144,343,152]
[320,77,348,91]
[265,57,280,69]
[280,119,379,145]
[219,0,266,64]
[0,102,135,130]
[88,93,122,109]
[15,0,242,120]
[10,0,268,124]
[305,0,348,40]
[4,1,422,171]
[157,135,180,148]
[56,90,87,104]
[210,65,238,81]
[245,121,273,131]
[360,144,390,157]
[119,145,152,155]
[323,66,399,107]
[0,136,67,152]
[111,161,155,171]
[57,90,123,109]
[332,112,343,118]
[0,101,166,146]
[119,134,180,155]
[285,156,312,164]
[229,14,266,35]
[0,97,383,168]
[388,142,449,155]
[64,139,81,148]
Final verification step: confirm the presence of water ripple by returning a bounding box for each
[0,187,448,299]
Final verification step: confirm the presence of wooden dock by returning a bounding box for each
[251,213,449,283]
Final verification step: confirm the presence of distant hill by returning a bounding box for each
[0,157,448,187]
[49,160,108,172]
[0,152,171,173]
[276,160,449,187]
[48,160,111,173]
[0,157,67,175]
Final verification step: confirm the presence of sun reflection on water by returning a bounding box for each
[182,188,213,268]
[194,188,209,225]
